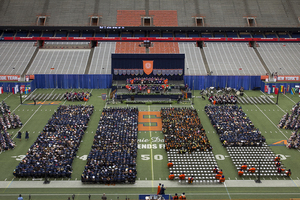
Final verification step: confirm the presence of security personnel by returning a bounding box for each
[188,176,194,184]
[238,168,244,176]
[219,175,225,183]
[179,172,185,180]
[169,172,175,180]
[248,166,256,173]
[215,172,222,180]
[241,163,247,170]
[286,169,291,177]
[179,193,186,200]
[167,161,173,168]
[173,193,179,200]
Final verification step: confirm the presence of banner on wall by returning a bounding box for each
[0,75,20,81]
[143,60,153,75]
[275,87,279,95]
[277,76,300,82]
[0,87,3,94]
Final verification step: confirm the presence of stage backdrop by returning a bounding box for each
[112,54,185,80]
[184,75,262,90]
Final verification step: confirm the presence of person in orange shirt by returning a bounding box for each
[274,155,280,162]
[157,183,161,195]
[169,172,175,180]
[218,169,223,175]
[173,193,179,200]
[238,168,244,176]
[167,161,173,168]
[241,163,247,170]
[248,166,256,173]
[215,172,222,180]
[213,166,218,174]
[179,193,186,200]
[188,176,194,184]
[179,172,185,180]
[219,175,225,183]
[286,169,291,177]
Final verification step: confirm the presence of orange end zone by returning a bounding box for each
[138,111,162,131]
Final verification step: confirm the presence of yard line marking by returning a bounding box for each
[3,93,12,101]
[260,91,285,113]
[283,94,296,104]
[148,105,154,186]
[12,89,56,137]
[224,182,232,200]
[244,93,289,140]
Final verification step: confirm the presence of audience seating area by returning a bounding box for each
[28,49,90,74]
[149,42,179,54]
[161,107,218,182]
[89,42,116,74]
[13,105,94,178]
[82,108,138,184]
[178,42,207,75]
[0,42,36,75]
[204,42,265,75]
[115,42,145,54]
[257,43,300,75]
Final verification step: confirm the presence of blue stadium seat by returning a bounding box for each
[16,31,28,37]
[69,32,80,37]
[2,31,15,37]
[226,32,238,38]
[134,32,145,37]
[265,34,277,38]
[252,33,264,38]
[187,32,199,37]
[214,33,225,38]
[108,33,119,37]
[239,33,251,38]
[95,32,106,37]
[163,32,173,37]
[82,32,93,37]
[292,33,300,38]
[42,32,54,37]
[175,33,186,37]
[28,32,41,37]
[55,31,67,37]
[122,32,133,37]
[201,33,212,38]
[278,34,289,38]
[149,33,160,37]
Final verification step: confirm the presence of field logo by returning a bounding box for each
[138,111,162,131]
[143,60,153,75]
[269,140,287,146]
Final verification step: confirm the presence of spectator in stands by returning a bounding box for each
[169,172,175,180]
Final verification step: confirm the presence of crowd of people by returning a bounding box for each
[205,105,266,147]
[0,101,22,129]
[126,77,168,85]
[286,131,300,149]
[81,107,138,184]
[208,94,237,105]
[0,130,15,151]
[13,105,94,178]
[278,101,300,131]
[64,91,92,101]
[125,84,171,93]
[161,107,212,153]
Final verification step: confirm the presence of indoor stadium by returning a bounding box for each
[0,0,300,199]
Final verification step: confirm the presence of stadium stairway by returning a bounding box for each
[84,47,95,74]
[253,47,271,76]
[200,47,210,75]
[21,46,39,79]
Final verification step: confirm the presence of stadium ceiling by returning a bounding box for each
[0,26,300,33]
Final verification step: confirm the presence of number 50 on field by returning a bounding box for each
[141,154,163,160]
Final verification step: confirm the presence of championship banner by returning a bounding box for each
[157,69,162,76]
[174,69,178,76]
[126,69,131,75]
[170,69,174,76]
[153,70,157,76]
[114,69,118,75]
[162,70,166,76]
[143,60,153,75]
[122,69,126,75]
[178,69,183,75]
[131,69,135,76]
[139,69,144,75]
[135,69,139,76]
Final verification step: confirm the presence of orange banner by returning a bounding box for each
[143,60,153,75]
[0,75,20,81]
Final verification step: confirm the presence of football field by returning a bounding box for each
[0,89,300,199]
